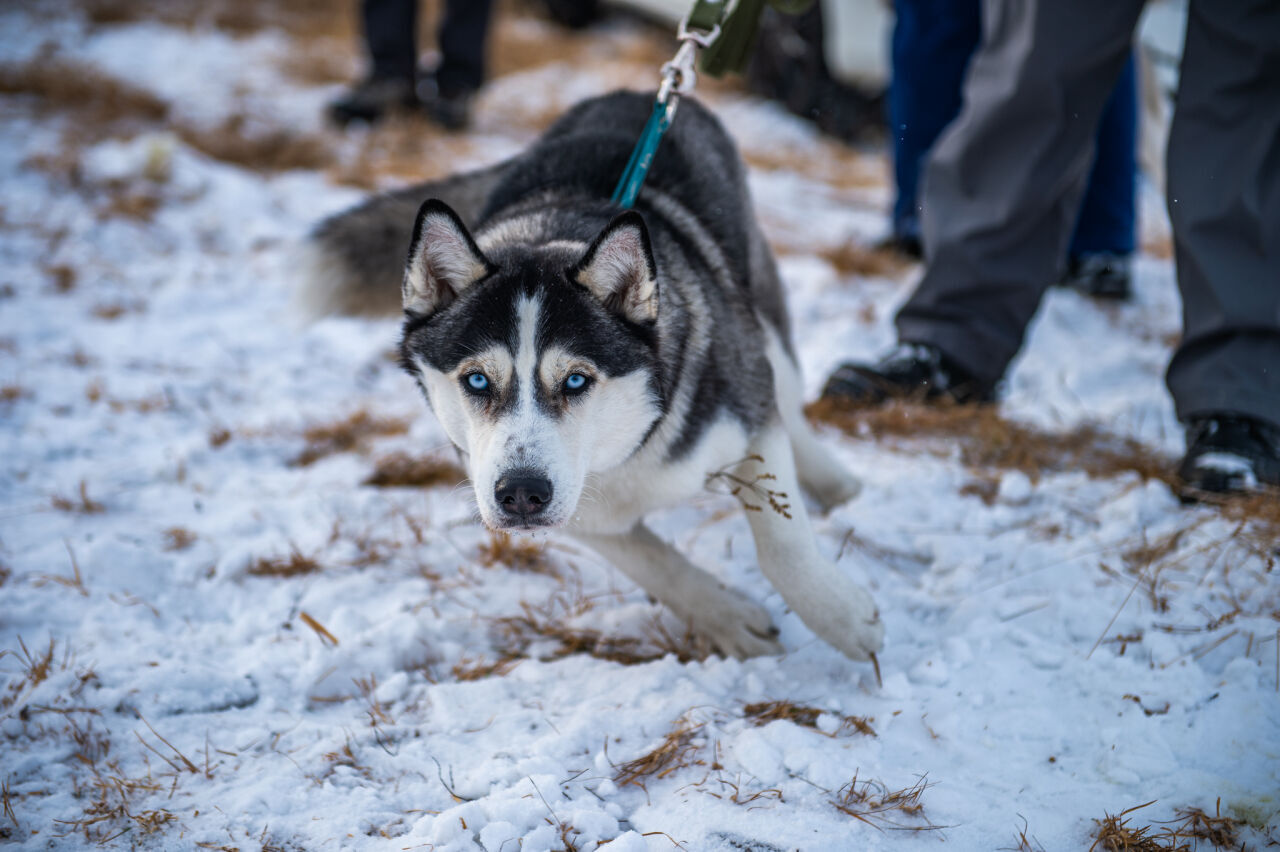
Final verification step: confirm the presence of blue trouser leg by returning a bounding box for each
[890,1,1136,257]
[1068,53,1138,257]
[889,0,981,242]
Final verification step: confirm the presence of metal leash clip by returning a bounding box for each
[612,2,727,208]
[656,19,721,108]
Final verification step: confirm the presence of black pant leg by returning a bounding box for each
[435,0,494,95]
[363,0,418,82]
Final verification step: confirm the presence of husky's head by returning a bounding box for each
[397,199,663,530]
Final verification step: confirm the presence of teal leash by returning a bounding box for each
[610,6,723,209]
[611,99,675,208]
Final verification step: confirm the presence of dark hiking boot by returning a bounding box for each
[418,76,477,131]
[542,0,599,28]
[1177,415,1280,496]
[1059,253,1132,300]
[876,233,923,261]
[328,76,417,126]
[820,343,996,407]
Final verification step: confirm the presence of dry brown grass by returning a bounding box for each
[741,143,886,193]
[363,452,465,488]
[90,301,143,320]
[325,115,478,189]
[1142,233,1174,261]
[1092,802,1186,852]
[451,654,523,682]
[808,397,1176,486]
[51,481,105,514]
[46,264,77,293]
[613,716,706,789]
[830,772,937,832]
[247,546,321,578]
[180,115,333,173]
[292,410,410,466]
[1,637,58,712]
[476,532,555,576]
[743,700,876,738]
[33,544,89,597]
[1090,799,1249,852]
[298,611,340,646]
[815,240,914,280]
[0,385,29,404]
[55,766,173,844]
[1004,819,1048,852]
[1169,801,1241,848]
[83,0,355,41]
[0,57,169,127]
[162,527,197,551]
[49,711,203,846]
[492,601,663,668]
[2,54,335,183]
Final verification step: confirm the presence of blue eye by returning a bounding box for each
[465,372,490,392]
[564,373,589,393]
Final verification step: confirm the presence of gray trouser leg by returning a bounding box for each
[1164,0,1280,427]
[894,0,1145,386]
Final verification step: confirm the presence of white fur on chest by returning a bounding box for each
[568,416,751,534]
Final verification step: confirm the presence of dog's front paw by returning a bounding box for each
[789,572,883,662]
[681,584,784,660]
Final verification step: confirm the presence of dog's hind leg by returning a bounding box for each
[736,418,883,662]
[762,326,862,513]
[571,523,784,659]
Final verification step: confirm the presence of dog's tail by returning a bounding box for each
[295,161,509,318]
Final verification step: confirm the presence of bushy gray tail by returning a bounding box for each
[296,161,509,317]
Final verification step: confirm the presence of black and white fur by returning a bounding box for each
[302,92,883,662]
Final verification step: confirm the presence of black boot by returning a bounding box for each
[418,74,477,131]
[1177,415,1280,495]
[328,76,417,126]
[821,343,996,407]
[1059,253,1132,300]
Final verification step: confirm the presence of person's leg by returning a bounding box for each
[434,0,494,97]
[1068,52,1138,260]
[329,0,419,125]
[892,0,1146,389]
[888,0,982,250]
[363,0,418,82]
[1166,0,1280,490]
[1060,51,1139,299]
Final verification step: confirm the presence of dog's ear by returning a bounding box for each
[403,199,493,317]
[571,211,659,324]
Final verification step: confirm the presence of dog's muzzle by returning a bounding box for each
[494,470,554,526]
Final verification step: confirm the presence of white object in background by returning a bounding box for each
[606,0,892,90]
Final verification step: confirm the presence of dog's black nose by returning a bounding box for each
[495,473,553,518]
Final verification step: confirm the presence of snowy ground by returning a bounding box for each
[1,3,1277,850]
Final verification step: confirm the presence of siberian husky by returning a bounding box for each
[302,91,883,662]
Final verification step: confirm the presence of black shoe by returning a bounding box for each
[542,0,599,28]
[1177,415,1280,495]
[820,343,996,407]
[875,233,923,262]
[418,77,476,131]
[328,76,417,126]
[1059,253,1132,300]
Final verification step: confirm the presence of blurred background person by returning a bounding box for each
[328,0,494,130]
[822,0,1280,495]
[888,0,1138,300]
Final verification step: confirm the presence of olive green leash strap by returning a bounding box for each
[699,0,815,78]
